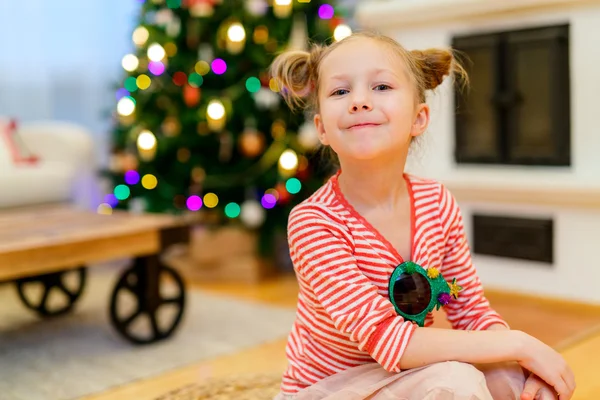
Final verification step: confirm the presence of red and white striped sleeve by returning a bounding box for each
[288,204,418,372]
[438,184,509,331]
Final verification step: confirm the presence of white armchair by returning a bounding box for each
[0,119,101,209]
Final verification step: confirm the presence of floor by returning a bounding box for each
[86,273,600,400]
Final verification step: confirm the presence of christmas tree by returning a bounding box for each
[105,0,351,256]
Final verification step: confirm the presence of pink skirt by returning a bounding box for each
[274,361,524,400]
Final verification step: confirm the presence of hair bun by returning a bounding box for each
[410,48,453,90]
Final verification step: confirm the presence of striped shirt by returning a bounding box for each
[280,171,508,394]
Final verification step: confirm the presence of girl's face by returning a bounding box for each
[314,38,430,166]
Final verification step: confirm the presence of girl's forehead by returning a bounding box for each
[320,40,406,79]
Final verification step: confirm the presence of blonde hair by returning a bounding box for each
[270,30,468,113]
[269,30,469,167]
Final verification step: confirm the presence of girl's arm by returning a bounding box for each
[398,326,525,369]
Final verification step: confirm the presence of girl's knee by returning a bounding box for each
[424,362,492,400]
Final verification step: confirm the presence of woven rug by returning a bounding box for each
[0,265,295,400]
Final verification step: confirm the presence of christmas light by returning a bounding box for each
[207,99,225,119]
[148,61,165,75]
[164,42,178,57]
[203,193,219,208]
[253,26,269,44]
[132,26,149,47]
[173,71,187,86]
[137,130,156,151]
[186,195,203,211]
[227,23,246,42]
[334,24,352,41]
[195,61,210,75]
[117,97,136,116]
[124,170,140,185]
[124,77,138,92]
[148,43,166,62]
[114,184,131,200]
[141,174,158,190]
[122,54,139,72]
[318,4,335,19]
[188,73,203,87]
[211,58,227,75]
[261,193,277,209]
[97,203,113,215]
[136,74,152,90]
[225,202,241,218]
[279,149,298,171]
[274,0,293,18]
[286,178,302,194]
[245,77,261,93]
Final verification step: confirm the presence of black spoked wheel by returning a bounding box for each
[109,256,186,345]
[15,267,87,317]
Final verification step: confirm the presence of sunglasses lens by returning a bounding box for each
[392,272,431,315]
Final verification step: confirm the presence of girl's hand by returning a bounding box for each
[521,373,559,400]
[515,332,575,400]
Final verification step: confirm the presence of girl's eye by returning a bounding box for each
[332,89,349,96]
[374,84,391,91]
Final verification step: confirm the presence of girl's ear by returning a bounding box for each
[411,103,430,138]
[314,113,329,145]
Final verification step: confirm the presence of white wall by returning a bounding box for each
[373,5,600,303]
[399,6,600,189]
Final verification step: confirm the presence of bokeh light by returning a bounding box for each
[148,61,165,75]
[211,58,227,75]
[124,77,138,92]
[195,61,210,75]
[203,193,219,208]
[141,174,158,189]
[173,71,187,86]
[132,26,149,46]
[245,77,261,93]
[279,149,298,171]
[318,4,335,19]
[97,203,113,215]
[188,73,203,87]
[207,99,225,120]
[117,96,136,116]
[186,195,203,211]
[334,24,352,41]
[114,184,131,200]
[137,130,156,150]
[147,43,166,61]
[261,193,277,209]
[136,74,152,90]
[122,54,139,71]
[286,178,302,194]
[225,202,241,218]
[124,170,140,185]
[227,23,246,42]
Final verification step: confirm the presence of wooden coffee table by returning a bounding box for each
[0,204,191,345]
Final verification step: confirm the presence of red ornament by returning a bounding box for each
[183,0,215,7]
[173,72,187,87]
[329,17,343,30]
[275,183,292,204]
[183,84,201,107]
[259,72,271,86]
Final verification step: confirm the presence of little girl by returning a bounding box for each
[268,31,575,400]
